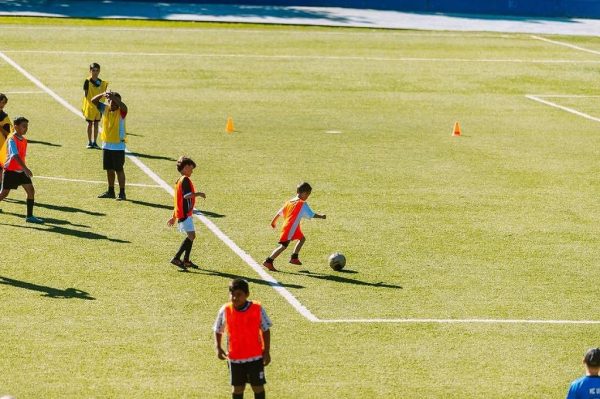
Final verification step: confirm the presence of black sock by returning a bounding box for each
[232,394,243,399]
[266,257,273,263]
[119,188,125,195]
[183,238,193,261]
[107,186,115,194]
[254,391,265,399]
[26,198,34,217]
[291,253,299,259]
[174,237,188,260]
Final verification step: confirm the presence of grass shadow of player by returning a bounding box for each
[0,222,130,243]
[27,139,62,147]
[0,276,95,300]
[4,198,105,216]
[127,151,176,162]
[0,210,89,228]
[183,268,304,289]
[193,209,226,218]
[281,270,403,289]
[127,199,171,210]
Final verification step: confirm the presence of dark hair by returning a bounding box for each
[229,278,249,295]
[13,116,29,126]
[0,93,7,103]
[176,156,196,172]
[89,63,100,70]
[110,92,121,100]
[584,348,600,367]
[297,182,312,194]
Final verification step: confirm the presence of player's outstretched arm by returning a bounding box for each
[314,213,326,219]
[90,92,105,105]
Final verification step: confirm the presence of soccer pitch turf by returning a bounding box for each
[1,16,599,398]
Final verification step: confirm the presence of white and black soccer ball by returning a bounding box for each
[328,252,346,271]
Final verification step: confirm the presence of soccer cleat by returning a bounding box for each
[86,143,93,149]
[98,191,116,199]
[92,142,100,149]
[263,260,277,271]
[170,258,187,270]
[289,258,302,265]
[183,260,199,269]
[25,216,44,224]
[116,192,126,201]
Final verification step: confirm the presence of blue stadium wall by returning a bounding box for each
[133,1,600,19]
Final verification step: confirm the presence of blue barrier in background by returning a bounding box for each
[122,0,600,19]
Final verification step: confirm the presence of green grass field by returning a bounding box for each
[1,16,599,398]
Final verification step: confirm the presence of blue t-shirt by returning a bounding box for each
[567,376,600,399]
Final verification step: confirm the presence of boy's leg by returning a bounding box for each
[0,188,11,202]
[183,231,197,267]
[231,386,245,399]
[22,184,43,223]
[92,120,100,146]
[263,243,287,271]
[250,385,265,399]
[289,237,306,265]
[248,359,267,399]
[86,120,93,147]
[116,170,126,200]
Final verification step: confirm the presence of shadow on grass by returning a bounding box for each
[127,151,176,162]
[1,210,89,228]
[183,267,305,289]
[127,199,171,210]
[27,139,62,147]
[194,209,226,218]
[0,222,130,243]
[4,198,105,216]
[0,276,95,300]
[280,270,403,289]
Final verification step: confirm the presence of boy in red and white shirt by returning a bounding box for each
[263,182,326,271]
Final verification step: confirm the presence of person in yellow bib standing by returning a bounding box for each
[0,116,44,223]
[214,278,272,399]
[91,90,128,201]
[0,93,13,186]
[82,63,108,149]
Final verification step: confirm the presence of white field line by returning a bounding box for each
[3,90,45,94]
[0,49,319,323]
[4,50,599,325]
[319,318,600,324]
[529,94,600,98]
[531,35,600,56]
[525,94,600,123]
[36,175,161,188]
[3,49,600,64]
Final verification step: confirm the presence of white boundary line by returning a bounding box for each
[4,49,600,64]
[3,90,45,94]
[36,175,161,188]
[3,49,599,325]
[531,35,600,56]
[525,94,600,123]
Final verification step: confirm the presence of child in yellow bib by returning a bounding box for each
[82,63,108,149]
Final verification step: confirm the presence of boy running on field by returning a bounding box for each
[263,182,326,271]
[166,156,205,270]
[0,117,44,223]
[214,278,272,399]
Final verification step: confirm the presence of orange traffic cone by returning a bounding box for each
[452,121,461,137]
[226,116,235,133]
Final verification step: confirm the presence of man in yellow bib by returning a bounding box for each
[91,90,128,200]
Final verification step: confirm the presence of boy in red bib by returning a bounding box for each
[214,278,272,399]
[166,156,205,270]
[263,182,326,271]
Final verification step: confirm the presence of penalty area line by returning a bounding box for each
[0,49,320,323]
[525,94,600,123]
[318,318,600,325]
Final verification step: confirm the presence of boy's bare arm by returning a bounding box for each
[262,329,271,366]
[13,155,31,177]
[108,93,128,113]
[314,213,326,219]
[214,332,227,360]
[270,214,280,228]
[90,92,105,105]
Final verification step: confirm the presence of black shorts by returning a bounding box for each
[1,170,32,190]
[103,149,125,172]
[229,359,266,387]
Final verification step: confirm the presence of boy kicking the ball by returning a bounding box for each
[166,156,205,270]
[263,182,326,271]
[214,278,272,399]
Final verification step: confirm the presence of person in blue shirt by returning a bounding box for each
[567,347,600,399]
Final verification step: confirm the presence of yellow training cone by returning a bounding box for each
[226,116,235,133]
[452,121,461,137]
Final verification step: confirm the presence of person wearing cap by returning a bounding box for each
[566,347,600,399]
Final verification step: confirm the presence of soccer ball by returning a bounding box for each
[328,252,346,271]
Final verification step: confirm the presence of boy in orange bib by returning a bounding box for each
[263,182,326,271]
[214,278,272,399]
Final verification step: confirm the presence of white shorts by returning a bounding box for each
[177,216,195,233]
